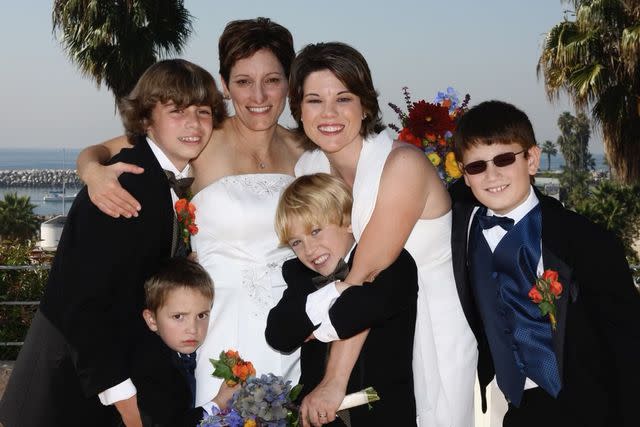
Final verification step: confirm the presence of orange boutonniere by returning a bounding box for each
[210,349,256,386]
[528,269,563,330]
[175,198,198,246]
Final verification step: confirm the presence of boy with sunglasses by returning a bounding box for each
[450,100,640,427]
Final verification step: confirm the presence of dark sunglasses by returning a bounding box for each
[462,149,526,175]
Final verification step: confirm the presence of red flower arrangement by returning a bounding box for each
[175,198,198,248]
[528,269,563,330]
[388,86,470,186]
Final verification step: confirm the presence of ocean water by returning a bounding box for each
[0,148,607,216]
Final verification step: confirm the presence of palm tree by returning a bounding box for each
[0,192,40,241]
[52,0,193,102]
[538,0,640,184]
[542,140,559,170]
[556,111,593,171]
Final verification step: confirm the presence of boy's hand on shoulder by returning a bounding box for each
[212,382,240,410]
[114,394,143,427]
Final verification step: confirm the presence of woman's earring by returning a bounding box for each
[362,113,367,120]
[223,94,230,100]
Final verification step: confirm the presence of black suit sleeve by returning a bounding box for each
[48,149,171,397]
[265,259,318,353]
[329,249,418,339]
[573,219,640,426]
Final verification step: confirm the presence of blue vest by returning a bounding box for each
[469,205,560,406]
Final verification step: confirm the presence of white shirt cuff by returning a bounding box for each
[98,378,137,406]
[305,282,340,325]
[313,313,341,343]
[202,400,218,415]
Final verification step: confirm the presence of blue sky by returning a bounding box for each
[0,0,603,153]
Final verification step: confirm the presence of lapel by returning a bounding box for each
[539,191,577,379]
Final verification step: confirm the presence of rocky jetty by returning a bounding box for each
[0,169,82,188]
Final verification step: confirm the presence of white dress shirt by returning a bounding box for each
[98,137,191,406]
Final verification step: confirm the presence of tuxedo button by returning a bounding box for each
[512,344,518,350]
[504,328,511,334]
[491,272,498,279]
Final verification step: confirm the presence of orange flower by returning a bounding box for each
[528,287,543,304]
[244,420,257,427]
[175,198,188,212]
[225,349,240,359]
[187,201,196,216]
[232,360,256,382]
[542,269,559,282]
[550,280,563,297]
[187,224,199,235]
[398,127,423,148]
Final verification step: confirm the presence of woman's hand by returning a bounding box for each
[84,161,143,218]
[300,377,347,427]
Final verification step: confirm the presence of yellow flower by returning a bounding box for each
[244,419,257,427]
[444,152,462,178]
[427,152,441,167]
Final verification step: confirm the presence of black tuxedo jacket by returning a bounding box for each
[266,247,418,426]
[450,182,640,426]
[131,330,204,427]
[39,137,174,396]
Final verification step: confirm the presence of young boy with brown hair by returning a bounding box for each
[0,59,225,427]
[132,257,235,426]
[266,173,418,427]
[451,100,640,427]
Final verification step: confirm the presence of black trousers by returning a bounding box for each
[0,311,117,427]
[503,387,579,427]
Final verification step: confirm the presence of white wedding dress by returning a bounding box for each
[190,173,300,407]
[295,132,478,427]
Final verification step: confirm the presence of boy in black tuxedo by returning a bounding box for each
[133,257,235,427]
[0,59,226,427]
[450,100,640,427]
[266,173,418,427]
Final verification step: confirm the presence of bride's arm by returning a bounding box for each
[300,146,436,426]
[77,136,143,218]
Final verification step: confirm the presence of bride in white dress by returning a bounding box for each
[289,42,478,427]
[76,18,304,408]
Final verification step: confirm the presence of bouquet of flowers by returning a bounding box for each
[200,373,302,427]
[202,350,380,427]
[210,349,257,386]
[388,86,470,186]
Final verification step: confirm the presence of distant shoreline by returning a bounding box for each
[0,169,82,188]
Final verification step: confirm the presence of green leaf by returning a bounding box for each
[289,383,304,401]
[210,359,234,381]
[538,301,553,316]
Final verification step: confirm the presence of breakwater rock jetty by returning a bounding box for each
[0,169,82,188]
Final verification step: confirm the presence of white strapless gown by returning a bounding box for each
[295,132,478,427]
[190,174,300,406]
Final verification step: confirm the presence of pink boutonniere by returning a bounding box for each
[528,269,563,330]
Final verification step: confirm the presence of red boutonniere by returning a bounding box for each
[210,349,256,386]
[175,198,198,247]
[528,269,563,330]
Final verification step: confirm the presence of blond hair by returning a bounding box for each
[275,173,352,244]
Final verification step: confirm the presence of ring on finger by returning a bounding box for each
[318,413,327,418]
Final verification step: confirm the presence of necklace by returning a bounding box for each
[231,119,272,170]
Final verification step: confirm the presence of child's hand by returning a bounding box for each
[212,381,240,410]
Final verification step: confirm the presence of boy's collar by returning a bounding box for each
[486,185,539,224]
[146,137,191,178]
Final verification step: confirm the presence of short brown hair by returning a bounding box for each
[218,17,295,84]
[289,42,385,150]
[144,257,214,312]
[453,100,537,160]
[275,173,353,245]
[119,59,226,143]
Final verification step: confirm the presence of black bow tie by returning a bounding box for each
[164,170,194,199]
[311,258,350,289]
[477,214,514,231]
